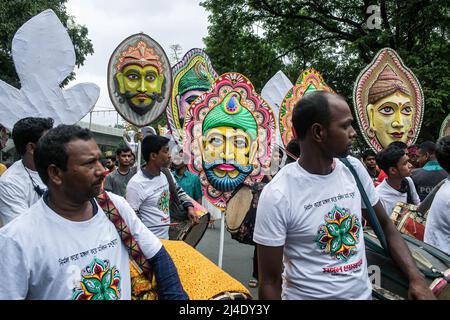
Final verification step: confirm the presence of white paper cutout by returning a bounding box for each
[0,9,99,130]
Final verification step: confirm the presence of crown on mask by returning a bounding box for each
[116,41,163,73]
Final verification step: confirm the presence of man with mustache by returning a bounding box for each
[254,91,434,300]
[0,125,187,299]
[201,92,258,193]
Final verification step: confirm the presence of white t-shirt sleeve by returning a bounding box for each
[125,180,142,211]
[108,192,162,260]
[253,187,289,247]
[406,177,420,205]
[0,182,29,225]
[348,156,379,208]
[0,234,30,299]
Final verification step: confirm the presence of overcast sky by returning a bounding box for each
[66,0,209,126]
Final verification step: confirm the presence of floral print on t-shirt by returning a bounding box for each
[315,205,361,262]
[71,258,121,300]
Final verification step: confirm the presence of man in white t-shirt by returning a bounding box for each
[0,125,187,300]
[253,91,434,300]
[424,136,450,255]
[375,146,420,216]
[0,117,53,226]
[126,135,198,239]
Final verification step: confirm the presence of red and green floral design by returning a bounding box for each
[159,190,170,215]
[315,205,361,262]
[71,258,121,300]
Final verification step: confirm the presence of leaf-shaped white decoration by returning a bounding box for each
[261,70,293,144]
[0,9,99,130]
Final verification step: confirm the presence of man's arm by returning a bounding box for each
[0,182,30,225]
[0,234,29,299]
[364,202,435,299]
[148,246,189,300]
[109,193,188,299]
[257,244,284,300]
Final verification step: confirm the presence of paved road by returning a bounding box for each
[195,218,259,299]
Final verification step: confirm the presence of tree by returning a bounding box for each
[201,0,450,142]
[169,43,183,66]
[0,0,94,88]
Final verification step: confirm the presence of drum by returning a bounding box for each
[390,202,426,241]
[364,230,450,300]
[161,240,252,300]
[225,185,253,235]
[170,199,210,248]
[430,269,450,300]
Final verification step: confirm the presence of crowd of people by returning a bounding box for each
[0,92,449,300]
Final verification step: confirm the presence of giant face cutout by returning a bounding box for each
[115,64,164,116]
[183,73,276,210]
[166,49,217,146]
[108,34,172,127]
[279,68,334,147]
[440,114,450,138]
[354,48,424,152]
[201,93,258,192]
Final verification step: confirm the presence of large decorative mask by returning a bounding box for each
[353,48,424,151]
[440,114,450,138]
[166,48,218,146]
[0,9,99,131]
[184,73,276,209]
[279,68,334,147]
[108,34,172,127]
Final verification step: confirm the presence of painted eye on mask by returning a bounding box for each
[234,138,247,149]
[126,74,139,81]
[185,95,200,104]
[378,106,395,115]
[145,74,156,82]
[401,106,412,115]
[209,136,223,147]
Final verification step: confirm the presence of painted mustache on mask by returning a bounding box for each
[125,91,163,103]
[203,160,253,174]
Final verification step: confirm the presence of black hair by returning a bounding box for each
[388,141,407,150]
[292,91,345,140]
[376,146,405,174]
[34,125,94,185]
[418,141,436,155]
[435,136,450,173]
[12,117,54,156]
[116,146,132,157]
[361,149,376,161]
[285,138,301,164]
[142,135,170,162]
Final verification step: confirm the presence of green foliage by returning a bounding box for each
[201,0,450,143]
[0,0,93,88]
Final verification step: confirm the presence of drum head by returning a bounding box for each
[182,213,210,248]
[365,231,450,300]
[225,185,253,232]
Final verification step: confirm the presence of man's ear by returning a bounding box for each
[388,166,398,177]
[25,142,36,155]
[47,164,63,186]
[311,123,325,143]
